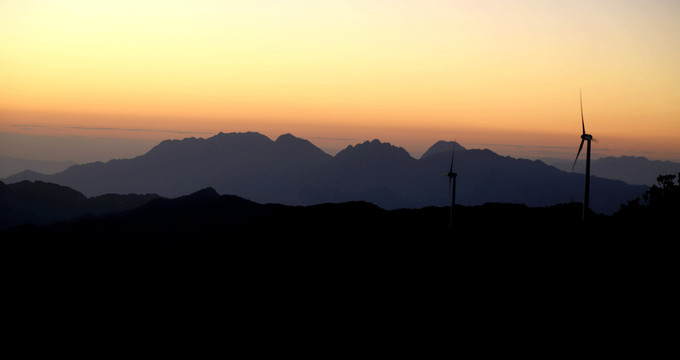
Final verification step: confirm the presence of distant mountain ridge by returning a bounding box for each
[542,156,680,186]
[0,156,76,178]
[3,132,648,214]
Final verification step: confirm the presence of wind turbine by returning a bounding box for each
[446,142,458,229]
[572,90,593,221]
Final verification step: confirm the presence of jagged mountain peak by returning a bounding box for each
[275,133,299,142]
[335,139,414,161]
[421,141,467,159]
[211,131,271,142]
[275,133,332,159]
[275,133,316,149]
[147,132,330,156]
[151,131,270,147]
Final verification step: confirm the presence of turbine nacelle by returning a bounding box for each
[574,89,593,222]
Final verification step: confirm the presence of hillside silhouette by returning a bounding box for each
[4,132,647,214]
[2,181,671,246]
[3,180,676,297]
[0,186,594,244]
[0,180,159,230]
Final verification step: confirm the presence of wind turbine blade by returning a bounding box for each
[449,141,456,173]
[580,90,586,135]
[572,139,585,172]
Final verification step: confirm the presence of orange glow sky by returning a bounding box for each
[1,0,679,161]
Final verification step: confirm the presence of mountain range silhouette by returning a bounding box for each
[3,131,647,214]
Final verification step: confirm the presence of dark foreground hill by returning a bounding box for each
[3,180,675,329]
[0,180,160,230]
[3,132,647,214]
[4,186,673,353]
[2,184,667,251]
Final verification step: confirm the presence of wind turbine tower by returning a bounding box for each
[447,142,458,229]
[572,90,593,221]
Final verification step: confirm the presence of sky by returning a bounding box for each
[1,0,679,163]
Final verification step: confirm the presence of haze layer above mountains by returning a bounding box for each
[3,132,649,214]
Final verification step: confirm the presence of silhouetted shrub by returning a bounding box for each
[615,173,679,224]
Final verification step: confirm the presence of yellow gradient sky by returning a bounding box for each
[1,0,679,161]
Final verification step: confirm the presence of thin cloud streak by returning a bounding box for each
[468,142,574,151]
[11,124,213,136]
[307,136,362,142]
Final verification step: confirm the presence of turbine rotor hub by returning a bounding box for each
[581,134,593,141]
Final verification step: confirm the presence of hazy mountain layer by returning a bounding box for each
[3,132,647,214]
[0,156,76,178]
[542,156,680,186]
